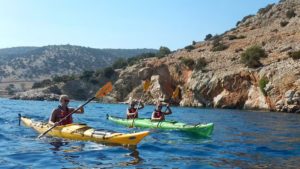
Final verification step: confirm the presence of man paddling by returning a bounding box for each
[127,99,144,119]
[151,101,172,121]
[49,95,84,126]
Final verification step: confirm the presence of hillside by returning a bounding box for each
[11,0,300,113]
[108,0,300,113]
[0,45,157,82]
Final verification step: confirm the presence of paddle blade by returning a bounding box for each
[95,82,113,98]
[143,79,151,92]
[172,86,179,99]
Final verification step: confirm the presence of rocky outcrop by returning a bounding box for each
[11,86,60,101]
[108,0,300,113]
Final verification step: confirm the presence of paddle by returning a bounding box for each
[156,86,179,128]
[38,82,113,139]
[129,79,151,128]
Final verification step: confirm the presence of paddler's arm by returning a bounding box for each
[137,101,144,110]
[49,109,58,125]
[164,104,172,115]
[71,107,84,114]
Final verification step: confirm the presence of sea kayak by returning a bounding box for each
[107,115,214,137]
[21,116,149,146]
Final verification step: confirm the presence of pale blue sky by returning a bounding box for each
[0,0,279,50]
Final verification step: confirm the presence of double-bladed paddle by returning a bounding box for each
[156,86,180,128]
[129,79,151,128]
[38,82,113,138]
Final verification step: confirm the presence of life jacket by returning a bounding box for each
[127,107,138,119]
[153,110,163,119]
[56,106,73,125]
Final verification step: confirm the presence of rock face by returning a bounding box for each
[11,0,300,113]
[11,86,60,101]
[110,0,300,113]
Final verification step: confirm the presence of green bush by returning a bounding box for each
[127,52,156,65]
[156,46,171,58]
[237,15,255,26]
[5,84,16,95]
[194,58,207,70]
[286,9,296,18]
[228,35,238,40]
[103,67,115,78]
[52,75,75,83]
[180,58,195,69]
[32,79,52,89]
[258,4,274,15]
[288,50,300,60]
[79,70,94,81]
[204,34,213,41]
[280,21,289,27]
[259,76,269,96]
[185,45,195,52]
[112,58,127,69]
[241,46,267,68]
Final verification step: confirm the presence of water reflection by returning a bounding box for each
[47,139,143,167]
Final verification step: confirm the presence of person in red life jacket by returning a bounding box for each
[126,99,144,119]
[49,95,84,126]
[151,101,172,121]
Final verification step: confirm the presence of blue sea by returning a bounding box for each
[0,98,299,169]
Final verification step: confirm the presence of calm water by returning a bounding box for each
[0,98,299,169]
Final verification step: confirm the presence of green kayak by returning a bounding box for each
[107,115,214,137]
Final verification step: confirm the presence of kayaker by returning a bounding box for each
[49,95,84,126]
[127,99,144,119]
[151,101,172,121]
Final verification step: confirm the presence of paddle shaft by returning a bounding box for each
[156,98,173,128]
[38,96,95,138]
[130,93,145,127]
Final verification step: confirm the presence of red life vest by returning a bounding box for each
[57,106,73,125]
[127,108,138,119]
[153,110,163,118]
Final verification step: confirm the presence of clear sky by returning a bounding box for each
[0,0,279,50]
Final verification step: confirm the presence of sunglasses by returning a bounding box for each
[64,99,70,102]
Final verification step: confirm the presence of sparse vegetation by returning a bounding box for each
[194,58,207,70]
[5,84,16,95]
[32,79,52,89]
[286,9,296,18]
[211,37,229,51]
[112,58,128,69]
[241,46,267,68]
[180,58,195,69]
[185,45,195,52]
[236,15,255,26]
[204,34,213,41]
[258,4,274,15]
[103,67,115,78]
[288,50,300,60]
[280,21,289,27]
[0,45,158,81]
[228,35,247,40]
[156,46,171,58]
[259,76,269,96]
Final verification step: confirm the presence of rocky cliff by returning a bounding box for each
[110,0,300,113]
[12,0,300,113]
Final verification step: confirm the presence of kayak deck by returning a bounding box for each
[107,115,214,137]
[21,116,149,146]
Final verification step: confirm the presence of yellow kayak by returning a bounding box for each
[21,116,149,146]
